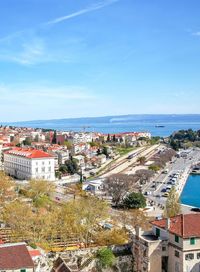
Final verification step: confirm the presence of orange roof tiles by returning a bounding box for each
[151,214,200,238]
[5,148,53,159]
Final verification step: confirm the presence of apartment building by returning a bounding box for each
[132,214,200,272]
[152,214,200,272]
[132,226,163,272]
[4,148,55,181]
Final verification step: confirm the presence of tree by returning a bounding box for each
[137,156,146,165]
[59,164,68,174]
[113,209,149,230]
[26,179,55,208]
[64,140,72,150]
[34,135,39,142]
[150,136,160,145]
[104,174,138,206]
[65,157,79,174]
[107,134,111,142]
[123,192,146,209]
[95,229,128,246]
[135,169,154,185]
[102,146,109,158]
[90,141,100,147]
[149,164,160,172]
[96,248,115,268]
[0,171,15,205]
[164,186,181,218]
[3,200,34,242]
[52,131,57,144]
[60,196,109,246]
[97,148,101,156]
[22,137,32,146]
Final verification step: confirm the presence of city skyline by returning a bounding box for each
[1,0,200,121]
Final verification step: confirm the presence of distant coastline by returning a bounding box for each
[1,114,200,137]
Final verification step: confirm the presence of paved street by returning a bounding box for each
[144,148,200,211]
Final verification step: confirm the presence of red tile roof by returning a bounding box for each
[151,214,200,238]
[0,243,34,270]
[5,148,53,159]
[29,249,41,257]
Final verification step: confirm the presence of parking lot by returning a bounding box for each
[143,148,200,209]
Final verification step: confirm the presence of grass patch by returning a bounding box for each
[116,147,135,156]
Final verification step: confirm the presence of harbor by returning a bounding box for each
[180,173,200,208]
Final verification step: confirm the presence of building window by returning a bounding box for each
[185,253,194,260]
[175,250,180,258]
[35,168,38,173]
[42,167,45,173]
[156,228,160,237]
[190,237,195,245]
[197,253,200,259]
[175,235,179,243]
[48,167,51,172]
[162,246,166,251]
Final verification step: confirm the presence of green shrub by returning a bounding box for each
[96,247,115,268]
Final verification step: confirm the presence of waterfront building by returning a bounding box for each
[132,226,163,272]
[132,214,200,272]
[4,148,55,181]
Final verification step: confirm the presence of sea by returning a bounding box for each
[4,114,200,137]
[181,175,200,208]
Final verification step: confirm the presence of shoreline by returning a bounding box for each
[181,203,196,209]
[176,166,191,197]
[178,169,200,209]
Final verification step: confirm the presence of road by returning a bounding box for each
[144,148,200,209]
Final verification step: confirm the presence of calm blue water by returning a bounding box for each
[3,114,200,137]
[181,175,200,208]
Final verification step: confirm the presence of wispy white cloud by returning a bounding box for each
[0,0,119,65]
[192,31,200,36]
[0,36,73,65]
[0,83,96,102]
[46,0,119,25]
[0,83,102,121]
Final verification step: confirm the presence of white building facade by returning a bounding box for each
[4,148,55,181]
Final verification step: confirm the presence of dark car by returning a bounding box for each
[161,188,166,193]
[191,208,200,212]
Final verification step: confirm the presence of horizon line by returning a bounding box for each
[1,113,200,124]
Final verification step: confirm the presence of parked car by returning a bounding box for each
[163,192,169,197]
[191,208,200,212]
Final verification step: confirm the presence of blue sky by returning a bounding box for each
[0,0,200,121]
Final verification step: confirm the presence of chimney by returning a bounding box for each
[135,225,142,238]
[166,218,170,230]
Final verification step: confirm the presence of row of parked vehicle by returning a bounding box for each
[161,171,183,197]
